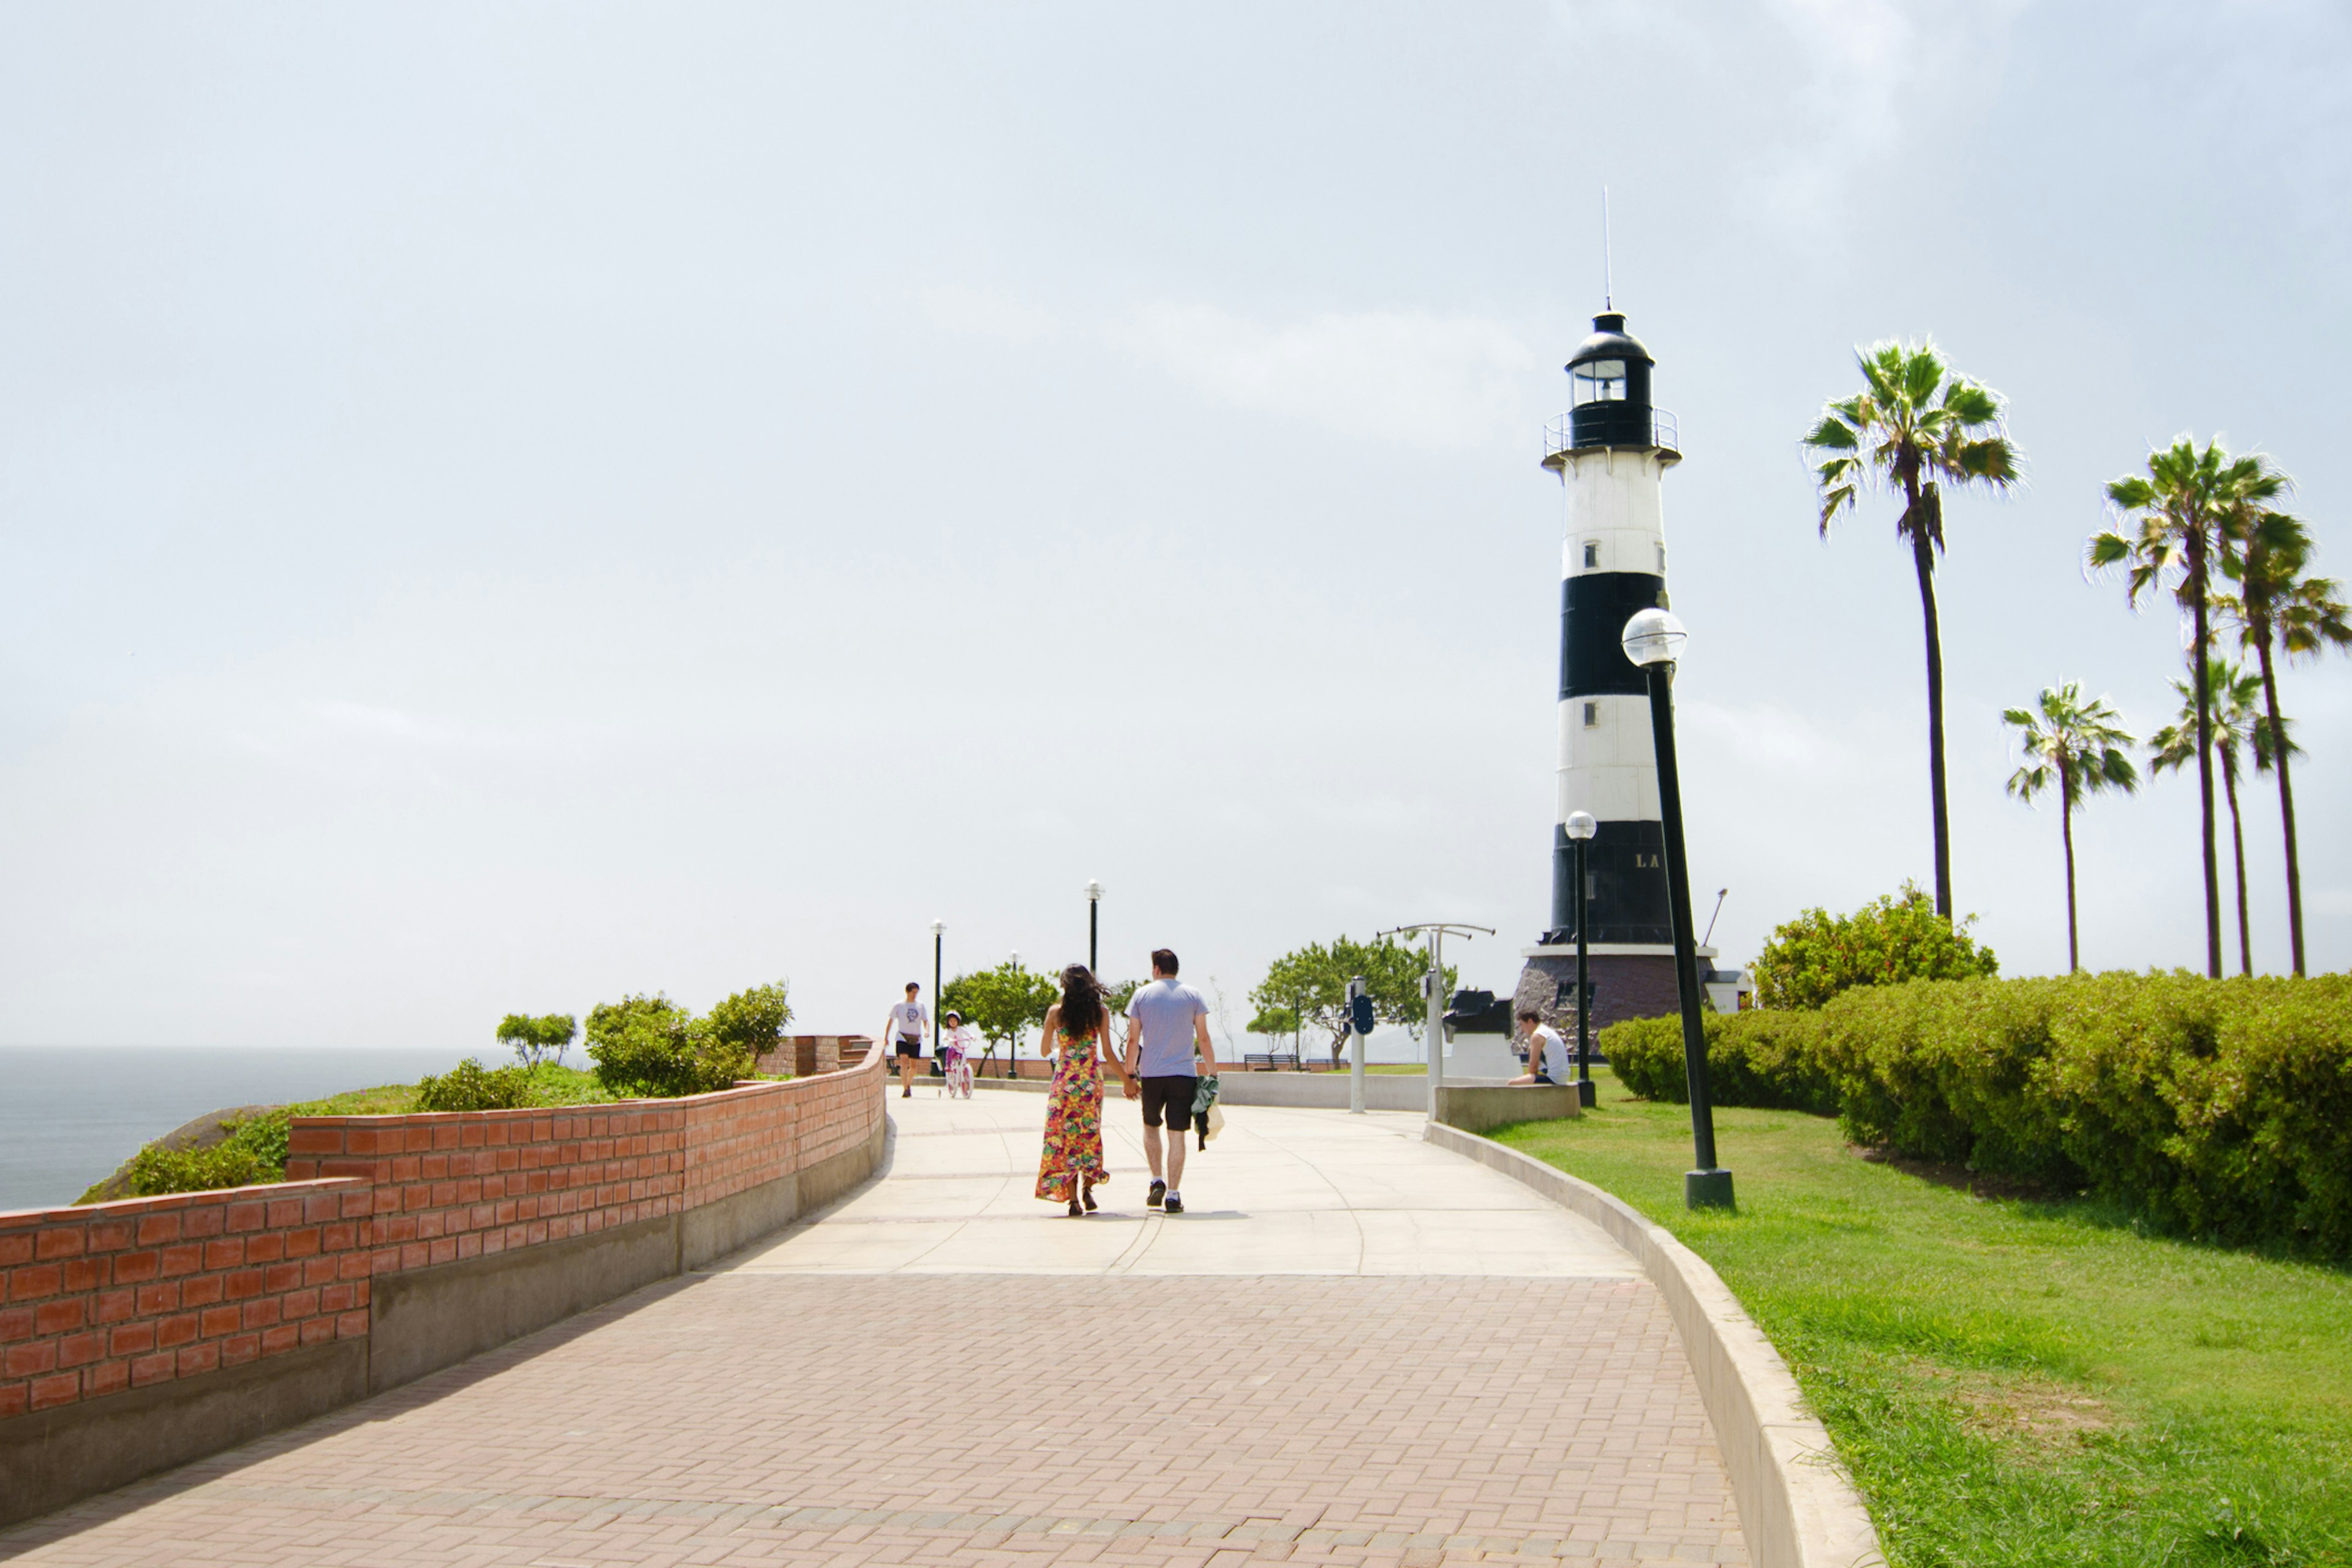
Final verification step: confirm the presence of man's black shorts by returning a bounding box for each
[894,1038,922,1059]
[1140,1074,1198,1130]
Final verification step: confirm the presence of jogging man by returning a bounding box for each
[883,982,929,1099]
[1508,1007,1567,1087]
[1123,948,1216,1215]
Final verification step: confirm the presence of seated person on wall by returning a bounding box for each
[1507,1008,1567,1087]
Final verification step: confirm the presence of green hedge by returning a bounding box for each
[1603,1010,1838,1115]
[1601,973,2352,1257]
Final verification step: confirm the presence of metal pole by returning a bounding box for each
[932,930,942,1055]
[1425,929,1445,1118]
[1088,899,1098,975]
[1574,837,1594,1109]
[1643,660,1733,1208]
[1348,980,1365,1115]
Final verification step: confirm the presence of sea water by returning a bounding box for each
[0,1046,484,1213]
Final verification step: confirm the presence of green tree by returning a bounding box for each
[704,981,793,1066]
[2005,683,2138,974]
[2149,661,2271,976]
[496,1012,578,1069]
[1250,936,1452,1069]
[1751,883,1997,1010]
[2217,505,2351,976]
[2089,437,2287,977]
[940,960,1057,1072]
[1247,1004,1300,1041]
[1805,339,2021,922]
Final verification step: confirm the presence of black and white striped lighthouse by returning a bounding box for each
[1515,310,1704,1031]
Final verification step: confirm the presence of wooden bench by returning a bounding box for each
[1243,1052,1301,1071]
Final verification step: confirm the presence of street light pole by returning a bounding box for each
[1564,812,1597,1109]
[1427,930,1444,1113]
[1622,608,1733,1211]
[1376,922,1494,1120]
[930,919,944,1057]
[1085,880,1102,976]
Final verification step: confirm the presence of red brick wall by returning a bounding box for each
[2,1042,885,1428]
[681,1084,793,1210]
[282,1105,688,1274]
[0,1180,372,1420]
[752,1035,872,1078]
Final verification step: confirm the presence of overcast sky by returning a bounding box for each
[4,2,2348,1051]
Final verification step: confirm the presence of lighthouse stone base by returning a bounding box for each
[1513,944,1719,1049]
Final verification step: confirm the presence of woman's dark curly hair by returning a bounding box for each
[1058,964,1107,1042]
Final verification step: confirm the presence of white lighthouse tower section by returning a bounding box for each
[1556,446,1671,833]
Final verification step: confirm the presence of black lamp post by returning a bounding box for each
[1622,608,1733,1210]
[929,919,943,1057]
[1564,810,1597,1109]
[1085,879,1102,976]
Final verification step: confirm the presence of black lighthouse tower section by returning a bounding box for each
[1546,312,1672,947]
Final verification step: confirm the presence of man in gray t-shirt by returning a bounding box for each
[1121,948,1218,1215]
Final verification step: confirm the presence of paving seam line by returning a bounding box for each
[1421,1120,1887,1568]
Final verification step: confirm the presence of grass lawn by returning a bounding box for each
[1495,1082,2352,1567]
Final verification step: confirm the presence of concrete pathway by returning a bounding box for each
[725,1092,1638,1279]
[0,1094,1747,1567]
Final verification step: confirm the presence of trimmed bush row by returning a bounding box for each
[1600,973,2352,1256]
[1605,1008,1839,1115]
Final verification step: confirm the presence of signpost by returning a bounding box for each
[1346,978,1374,1114]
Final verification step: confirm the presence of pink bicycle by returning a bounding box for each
[938,1041,974,1098]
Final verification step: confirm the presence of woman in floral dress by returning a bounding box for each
[1036,964,1131,1216]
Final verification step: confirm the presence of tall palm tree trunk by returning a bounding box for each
[1911,526,1953,920]
[2222,756,2250,976]
[2060,772,2078,973]
[2251,636,2306,976]
[2187,549,2222,977]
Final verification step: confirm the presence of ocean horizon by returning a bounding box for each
[0,1045,491,1213]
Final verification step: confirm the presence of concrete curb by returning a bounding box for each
[1422,1121,1886,1568]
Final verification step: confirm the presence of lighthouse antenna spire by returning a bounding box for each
[1602,186,1612,310]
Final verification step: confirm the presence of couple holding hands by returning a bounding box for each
[1034,947,1215,1218]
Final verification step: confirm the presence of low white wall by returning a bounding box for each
[1423,1121,1886,1568]
[1214,1073,1428,1111]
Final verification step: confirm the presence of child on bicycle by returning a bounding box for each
[938,1010,979,1098]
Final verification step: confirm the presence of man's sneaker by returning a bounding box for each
[1147,1180,1166,1209]
[1162,1194,1184,1215]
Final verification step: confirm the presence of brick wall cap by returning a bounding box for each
[1,1178,371,1228]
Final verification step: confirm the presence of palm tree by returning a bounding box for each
[1805,340,2021,921]
[2217,507,2351,976]
[2147,660,2265,974]
[2088,438,2286,978]
[2003,684,2138,973]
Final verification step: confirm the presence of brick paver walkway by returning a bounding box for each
[0,1096,1747,1567]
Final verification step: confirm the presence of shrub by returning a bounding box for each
[415,1058,533,1112]
[1751,881,1999,1009]
[1603,1010,1838,1115]
[1605,970,2352,1257]
[119,1109,293,1198]
[1817,973,2352,1253]
[585,993,754,1098]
